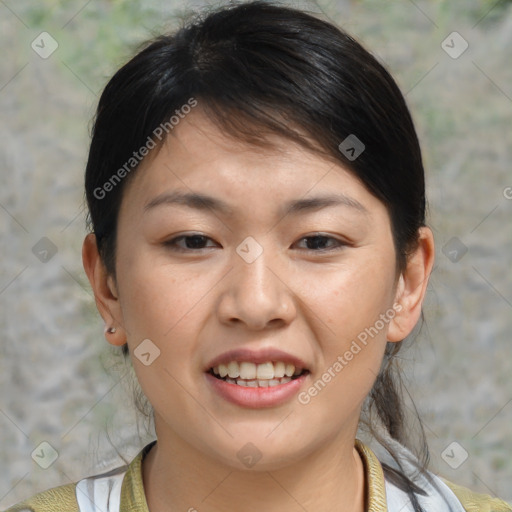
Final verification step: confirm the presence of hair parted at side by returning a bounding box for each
[85,2,430,508]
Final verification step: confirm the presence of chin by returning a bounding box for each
[200,433,312,472]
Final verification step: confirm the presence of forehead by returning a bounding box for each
[122,110,387,220]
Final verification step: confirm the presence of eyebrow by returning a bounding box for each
[144,191,369,217]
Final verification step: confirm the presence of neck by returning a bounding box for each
[142,426,366,512]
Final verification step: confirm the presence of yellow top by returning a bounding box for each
[4,440,511,512]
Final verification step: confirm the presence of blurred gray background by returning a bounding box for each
[1,0,511,508]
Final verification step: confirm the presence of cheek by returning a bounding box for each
[296,265,393,423]
[117,256,212,409]
[297,256,395,403]
[299,257,397,343]
[117,248,208,340]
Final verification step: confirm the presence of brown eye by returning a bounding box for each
[295,235,346,252]
[164,234,219,251]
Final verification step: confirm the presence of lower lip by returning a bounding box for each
[205,372,308,409]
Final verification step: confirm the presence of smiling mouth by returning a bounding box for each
[208,361,309,388]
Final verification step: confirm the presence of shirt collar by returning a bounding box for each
[355,439,388,511]
[121,439,387,512]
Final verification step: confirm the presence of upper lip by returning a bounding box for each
[205,347,310,372]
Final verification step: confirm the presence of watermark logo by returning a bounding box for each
[31,32,58,59]
[236,236,263,264]
[338,134,365,161]
[134,338,161,366]
[442,236,468,263]
[441,32,468,59]
[237,442,262,468]
[32,237,58,263]
[31,441,59,469]
[441,441,469,469]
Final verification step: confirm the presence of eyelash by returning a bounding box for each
[163,233,347,253]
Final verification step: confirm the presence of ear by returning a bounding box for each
[387,226,435,342]
[82,233,126,346]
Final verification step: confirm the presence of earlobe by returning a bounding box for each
[82,233,126,346]
[387,227,435,343]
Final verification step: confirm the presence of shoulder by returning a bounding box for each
[442,478,512,512]
[3,443,152,512]
[356,436,512,512]
[3,482,79,512]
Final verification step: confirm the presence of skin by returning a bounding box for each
[83,109,435,512]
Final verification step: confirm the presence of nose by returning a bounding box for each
[216,242,297,330]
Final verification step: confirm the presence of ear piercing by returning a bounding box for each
[105,326,117,334]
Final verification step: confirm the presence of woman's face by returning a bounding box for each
[95,110,410,470]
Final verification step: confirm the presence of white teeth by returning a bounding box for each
[239,362,257,380]
[256,362,274,379]
[218,364,229,378]
[212,361,304,382]
[218,376,298,388]
[227,361,240,378]
[285,363,295,377]
[273,361,285,378]
[238,377,289,387]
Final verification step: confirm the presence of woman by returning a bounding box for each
[6,1,511,511]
